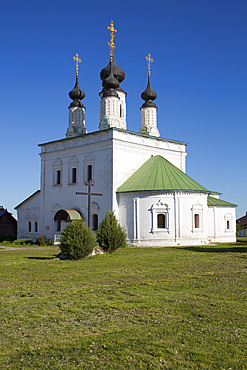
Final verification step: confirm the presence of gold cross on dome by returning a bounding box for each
[73,53,81,76]
[146,53,154,75]
[108,20,117,61]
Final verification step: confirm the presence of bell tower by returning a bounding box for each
[66,53,87,137]
[139,53,160,137]
[99,20,127,130]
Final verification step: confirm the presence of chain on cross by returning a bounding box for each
[146,53,154,75]
[73,53,82,76]
[108,20,117,61]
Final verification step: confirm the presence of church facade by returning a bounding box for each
[15,23,237,246]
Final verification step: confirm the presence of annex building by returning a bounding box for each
[15,22,237,246]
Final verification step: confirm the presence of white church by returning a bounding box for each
[15,22,237,247]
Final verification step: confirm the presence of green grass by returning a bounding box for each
[0,242,246,369]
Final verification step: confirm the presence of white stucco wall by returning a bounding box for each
[16,191,41,241]
[118,191,209,247]
[207,206,236,243]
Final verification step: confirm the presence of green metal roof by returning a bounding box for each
[207,196,237,207]
[117,155,209,193]
[208,190,222,196]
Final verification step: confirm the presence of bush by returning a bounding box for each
[0,234,17,243]
[46,238,54,246]
[13,239,35,246]
[36,235,46,246]
[97,210,127,253]
[60,220,96,260]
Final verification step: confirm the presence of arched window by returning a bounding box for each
[87,165,92,182]
[53,158,62,186]
[227,220,230,230]
[92,214,98,231]
[72,167,77,184]
[157,214,166,229]
[194,214,200,229]
[56,170,61,185]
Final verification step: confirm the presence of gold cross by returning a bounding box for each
[108,20,117,61]
[146,53,154,75]
[73,53,81,76]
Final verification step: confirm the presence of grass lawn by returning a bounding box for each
[0,242,246,369]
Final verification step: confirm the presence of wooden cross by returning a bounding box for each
[146,53,153,75]
[73,53,81,76]
[76,180,103,228]
[108,20,117,61]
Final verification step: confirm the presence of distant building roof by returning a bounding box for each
[0,206,17,222]
[117,155,208,193]
[236,212,247,227]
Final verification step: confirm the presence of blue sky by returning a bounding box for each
[0,0,246,218]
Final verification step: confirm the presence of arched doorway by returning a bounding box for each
[53,209,82,244]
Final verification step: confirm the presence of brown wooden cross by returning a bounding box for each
[76,180,103,228]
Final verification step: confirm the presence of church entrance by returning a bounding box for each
[53,209,82,244]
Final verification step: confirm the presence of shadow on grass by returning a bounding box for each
[26,256,56,260]
[181,244,247,253]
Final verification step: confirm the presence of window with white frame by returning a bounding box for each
[224,213,233,232]
[192,203,203,232]
[151,200,170,233]
[53,158,62,186]
[68,156,79,185]
[84,153,95,184]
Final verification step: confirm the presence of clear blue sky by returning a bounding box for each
[1,0,246,218]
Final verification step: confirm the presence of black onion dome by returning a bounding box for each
[141,74,157,108]
[101,60,120,98]
[69,75,85,108]
[100,55,125,83]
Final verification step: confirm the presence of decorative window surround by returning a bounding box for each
[68,156,79,185]
[84,153,95,183]
[191,203,203,232]
[53,158,62,187]
[151,200,170,233]
[224,213,233,232]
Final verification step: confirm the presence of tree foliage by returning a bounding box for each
[97,210,127,253]
[60,220,96,260]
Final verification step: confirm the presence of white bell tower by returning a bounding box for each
[66,53,87,138]
[139,53,160,137]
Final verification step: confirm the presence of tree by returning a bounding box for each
[60,220,96,260]
[97,210,127,253]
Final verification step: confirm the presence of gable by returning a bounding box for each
[15,190,41,210]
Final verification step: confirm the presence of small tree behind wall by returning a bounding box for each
[97,210,127,253]
[60,220,96,260]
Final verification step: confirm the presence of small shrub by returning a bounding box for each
[46,238,54,246]
[13,239,35,246]
[0,234,17,243]
[97,210,127,253]
[36,235,46,246]
[60,220,96,260]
